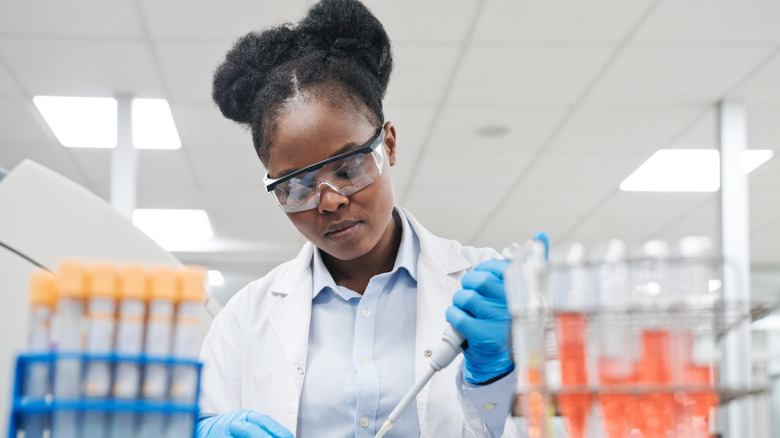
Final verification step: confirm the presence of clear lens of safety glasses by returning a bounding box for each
[263,128,386,213]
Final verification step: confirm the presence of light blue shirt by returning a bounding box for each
[297,208,512,438]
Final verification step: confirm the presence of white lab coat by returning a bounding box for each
[199,207,523,437]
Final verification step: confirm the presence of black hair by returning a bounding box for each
[212,0,393,164]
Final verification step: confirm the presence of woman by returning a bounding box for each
[197,1,520,437]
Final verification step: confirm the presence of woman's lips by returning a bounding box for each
[325,221,362,241]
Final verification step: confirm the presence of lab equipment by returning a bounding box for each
[51,260,87,438]
[502,236,748,437]
[139,268,178,438]
[374,325,467,438]
[0,159,220,434]
[82,264,118,437]
[503,238,549,438]
[23,271,56,438]
[447,259,513,384]
[8,261,205,438]
[195,409,294,438]
[110,265,149,438]
[549,244,592,438]
[167,268,206,438]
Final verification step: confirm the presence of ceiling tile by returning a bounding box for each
[427,107,568,152]
[67,148,111,186]
[518,151,649,191]
[473,187,607,249]
[653,196,718,244]
[634,1,780,44]
[548,107,703,152]
[0,0,142,37]
[156,41,233,102]
[384,44,460,105]
[172,103,252,152]
[752,220,780,266]
[585,46,774,105]
[403,188,506,244]
[138,0,310,41]
[564,192,713,245]
[0,99,56,145]
[474,0,653,44]
[0,63,21,97]
[747,106,780,152]
[188,149,265,188]
[364,0,480,43]
[410,150,536,192]
[136,186,205,209]
[449,46,613,105]
[137,150,197,187]
[666,109,716,150]
[749,158,780,195]
[0,39,163,97]
[731,54,780,105]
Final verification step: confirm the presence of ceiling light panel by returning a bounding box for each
[132,98,181,150]
[33,96,117,148]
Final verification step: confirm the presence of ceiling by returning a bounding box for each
[1,0,779,304]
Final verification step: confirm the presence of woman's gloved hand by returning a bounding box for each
[195,409,294,438]
[445,258,513,385]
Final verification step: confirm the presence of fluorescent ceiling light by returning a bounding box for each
[207,270,225,287]
[620,149,774,192]
[132,98,181,150]
[33,96,117,148]
[132,209,213,251]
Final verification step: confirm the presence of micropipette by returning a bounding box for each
[375,324,466,438]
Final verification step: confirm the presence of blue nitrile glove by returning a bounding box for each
[446,258,514,384]
[195,409,294,438]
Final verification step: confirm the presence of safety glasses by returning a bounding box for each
[263,128,386,213]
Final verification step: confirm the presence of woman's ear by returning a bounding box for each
[383,121,397,166]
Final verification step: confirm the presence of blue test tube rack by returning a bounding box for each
[7,352,202,438]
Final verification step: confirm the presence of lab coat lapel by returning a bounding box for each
[267,243,315,400]
[403,208,473,435]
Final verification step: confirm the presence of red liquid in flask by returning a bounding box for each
[598,358,637,438]
[686,364,718,435]
[556,312,590,438]
[637,330,677,438]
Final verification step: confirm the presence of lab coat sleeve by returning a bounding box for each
[198,295,246,414]
[456,365,517,438]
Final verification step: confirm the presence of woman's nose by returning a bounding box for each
[316,181,349,213]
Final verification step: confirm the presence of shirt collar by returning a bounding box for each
[311,207,419,300]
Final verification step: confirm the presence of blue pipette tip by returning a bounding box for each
[531,231,549,261]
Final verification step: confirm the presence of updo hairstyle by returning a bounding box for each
[212,0,393,164]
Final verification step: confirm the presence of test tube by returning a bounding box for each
[82,264,118,437]
[503,240,548,438]
[674,236,719,435]
[589,240,637,438]
[139,267,178,438]
[166,267,206,438]
[110,265,149,438]
[23,271,56,438]
[632,240,676,438]
[51,260,86,438]
[548,243,592,438]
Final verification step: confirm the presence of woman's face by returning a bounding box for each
[265,99,397,262]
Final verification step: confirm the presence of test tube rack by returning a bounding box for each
[505,249,768,437]
[7,352,202,438]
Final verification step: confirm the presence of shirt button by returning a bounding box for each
[360,357,370,365]
[423,350,432,358]
[359,417,370,427]
[297,367,304,375]
[483,402,495,411]
[361,309,371,318]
